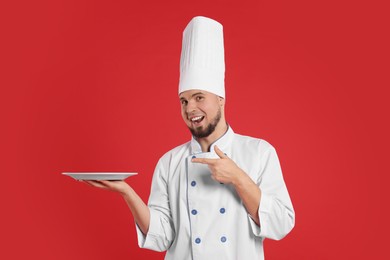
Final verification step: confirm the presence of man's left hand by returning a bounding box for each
[191,145,245,185]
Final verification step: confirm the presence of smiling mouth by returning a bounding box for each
[190,116,204,124]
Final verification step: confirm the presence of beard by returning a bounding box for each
[188,107,222,138]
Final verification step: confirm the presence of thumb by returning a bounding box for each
[214,145,228,159]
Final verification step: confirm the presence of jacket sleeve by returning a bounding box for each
[136,158,175,251]
[248,141,295,240]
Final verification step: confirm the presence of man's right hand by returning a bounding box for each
[83,180,132,197]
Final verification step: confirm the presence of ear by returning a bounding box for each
[218,96,225,106]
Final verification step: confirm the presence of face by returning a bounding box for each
[179,90,225,138]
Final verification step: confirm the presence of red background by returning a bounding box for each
[1,0,389,259]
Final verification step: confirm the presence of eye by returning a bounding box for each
[196,96,204,102]
[181,99,188,106]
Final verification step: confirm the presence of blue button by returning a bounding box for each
[191,181,196,187]
[221,236,227,243]
[191,209,198,215]
[220,208,225,214]
[195,238,201,244]
[192,155,196,159]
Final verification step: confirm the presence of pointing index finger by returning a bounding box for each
[191,157,217,165]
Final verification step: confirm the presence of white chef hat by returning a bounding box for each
[178,16,225,98]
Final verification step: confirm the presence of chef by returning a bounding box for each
[85,16,295,260]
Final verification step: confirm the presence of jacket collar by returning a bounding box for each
[190,125,234,156]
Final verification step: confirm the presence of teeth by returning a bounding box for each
[191,116,203,122]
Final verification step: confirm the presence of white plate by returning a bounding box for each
[62,172,138,181]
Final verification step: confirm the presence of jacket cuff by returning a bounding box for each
[258,192,273,237]
[248,193,273,237]
[136,209,158,249]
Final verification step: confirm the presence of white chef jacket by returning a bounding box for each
[136,126,295,260]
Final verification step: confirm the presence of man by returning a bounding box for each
[85,16,295,259]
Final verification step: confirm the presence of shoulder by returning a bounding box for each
[233,132,275,154]
[158,141,191,165]
[152,141,191,180]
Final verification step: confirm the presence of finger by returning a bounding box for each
[99,180,114,185]
[81,180,93,186]
[84,180,107,189]
[99,180,122,188]
[214,145,228,159]
[191,158,217,164]
[82,180,98,186]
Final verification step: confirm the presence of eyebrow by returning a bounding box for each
[191,92,204,98]
[180,92,204,101]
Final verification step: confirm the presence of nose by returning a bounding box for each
[186,99,197,113]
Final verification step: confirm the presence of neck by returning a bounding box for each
[196,121,228,152]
